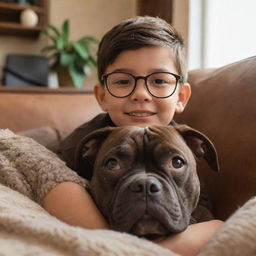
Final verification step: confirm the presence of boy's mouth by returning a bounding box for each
[126,112,155,117]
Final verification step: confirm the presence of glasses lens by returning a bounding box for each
[147,73,177,97]
[106,73,134,97]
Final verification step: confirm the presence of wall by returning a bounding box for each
[0,0,137,88]
[172,0,188,47]
[0,0,189,88]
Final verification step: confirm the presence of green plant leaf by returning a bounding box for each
[54,20,70,50]
[79,36,98,44]
[75,56,96,69]
[41,45,57,53]
[41,19,98,88]
[68,63,84,88]
[61,20,70,48]
[88,56,97,67]
[60,53,74,67]
[74,58,87,73]
[56,37,66,51]
[41,31,57,45]
[72,41,89,60]
[47,24,60,37]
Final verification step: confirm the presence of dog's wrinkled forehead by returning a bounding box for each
[99,125,185,154]
[98,126,146,154]
[144,126,183,143]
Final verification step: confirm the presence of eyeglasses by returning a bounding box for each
[101,71,182,98]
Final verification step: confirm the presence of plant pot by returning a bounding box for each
[56,68,73,87]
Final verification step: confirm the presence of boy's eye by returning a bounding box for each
[148,73,176,88]
[113,79,131,86]
[152,79,168,85]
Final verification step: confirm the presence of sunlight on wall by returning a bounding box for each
[188,0,256,69]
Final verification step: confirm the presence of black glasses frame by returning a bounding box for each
[101,71,183,98]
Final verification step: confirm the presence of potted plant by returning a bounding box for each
[41,19,98,88]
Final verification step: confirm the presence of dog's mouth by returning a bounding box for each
[141,233,163,241]
[130,214,169,239]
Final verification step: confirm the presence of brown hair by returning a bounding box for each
[97,16,187,83]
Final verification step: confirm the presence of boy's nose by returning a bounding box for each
[130,79,152,102]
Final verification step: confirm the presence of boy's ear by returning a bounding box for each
[94,83,107,112]
[175,82,191,113]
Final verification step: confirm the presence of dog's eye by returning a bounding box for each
[172,156,185,169]
[105,158,120,170]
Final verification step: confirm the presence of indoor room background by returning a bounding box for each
[0,0,255,89]
[0,0,188,89]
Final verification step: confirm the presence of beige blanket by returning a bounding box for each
[199,196,256,256]
[1,129,256,255]
[0,184,178,256]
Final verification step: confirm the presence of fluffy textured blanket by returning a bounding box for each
[0,129,176,256]
[0,184,177,256]
[198,196,256,256]
[1,129,256,256]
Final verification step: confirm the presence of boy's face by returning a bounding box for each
[94,46,191,127]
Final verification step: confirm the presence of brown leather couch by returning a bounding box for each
[0,87,101,134]
[1,56,255,221]
[176,56,256,220]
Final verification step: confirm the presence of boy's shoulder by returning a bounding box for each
[60,113,115,169]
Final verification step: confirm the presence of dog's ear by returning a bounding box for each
[74,127,116,180]
[175,125,220,172]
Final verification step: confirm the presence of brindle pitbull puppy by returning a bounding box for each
[74,125,219,238]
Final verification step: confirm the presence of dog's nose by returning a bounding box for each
[131,177,162,194]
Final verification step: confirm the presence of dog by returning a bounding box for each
[74,125,219,239]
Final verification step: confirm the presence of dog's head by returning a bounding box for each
[74,125,219,238]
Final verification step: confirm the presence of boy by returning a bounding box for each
[43,16,222,256]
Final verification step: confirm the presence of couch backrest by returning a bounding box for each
[0,87,102,134]
[175,56,256,220]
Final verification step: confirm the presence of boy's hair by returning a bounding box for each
[97,16,187,83]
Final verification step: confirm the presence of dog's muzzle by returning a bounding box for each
[129,176,170,238]
[109,173,190,238]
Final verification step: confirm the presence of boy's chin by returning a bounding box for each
[113,114,171,127]
[131,123,151,128]
[119,123,149,128]
[120,122,167,128]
